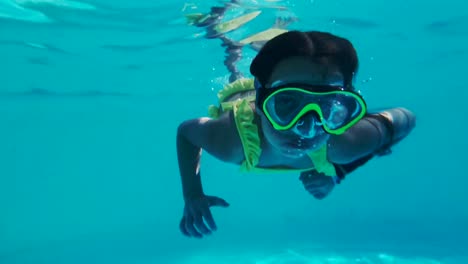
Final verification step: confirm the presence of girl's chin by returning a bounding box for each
[277,145,310,158]
[278,141,325,157]
[280,148,306,158]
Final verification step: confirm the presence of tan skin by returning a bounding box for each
[176,56,416,238]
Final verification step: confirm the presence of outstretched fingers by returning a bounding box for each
[180,196,230,238]
[194,214,212,235]
[208,196,230,207]
[201,206,217,231]
[184,215,202,238]
[179,217,192,237]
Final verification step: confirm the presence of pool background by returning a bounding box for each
[0,0,467,263]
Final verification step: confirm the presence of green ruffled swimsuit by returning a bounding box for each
[208,78,337,176]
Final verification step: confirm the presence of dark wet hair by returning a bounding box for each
[250,30,358,89]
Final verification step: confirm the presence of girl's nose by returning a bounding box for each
[292,112,321,138]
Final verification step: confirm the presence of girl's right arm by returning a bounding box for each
[176,112,244,200]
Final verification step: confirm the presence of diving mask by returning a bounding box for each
[255,81,367,135]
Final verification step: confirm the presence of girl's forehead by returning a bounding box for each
[267,57,344,87]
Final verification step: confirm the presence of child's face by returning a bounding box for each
[258,56,345,158]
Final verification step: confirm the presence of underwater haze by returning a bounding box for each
[1,0,467,263]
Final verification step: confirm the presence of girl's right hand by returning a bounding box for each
[179,195,230,238]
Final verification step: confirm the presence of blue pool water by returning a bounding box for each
[0,0,467,263]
